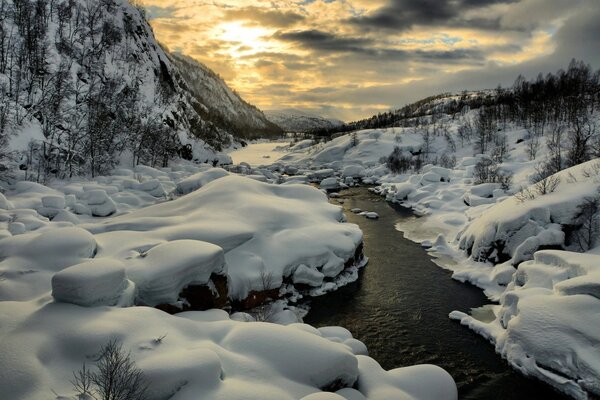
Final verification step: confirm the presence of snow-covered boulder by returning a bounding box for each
[293,264,325,287]
[452,250,600,400]
[342,165,366,179]
[126,240,225,307]
[135,179,167,197]
[320,177,340,190]
[365,212,379,220]
[41,195,65,209]
[313,168,335,180]
[86,190,117,217]
[88,175,363,301]
[175,168,229,194]
[52,259,134,307]
[0,192,13,209]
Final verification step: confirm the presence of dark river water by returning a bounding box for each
[304,187,568,400]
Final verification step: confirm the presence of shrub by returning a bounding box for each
[72,340,148,400]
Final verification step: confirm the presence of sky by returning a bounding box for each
[142,0,600,122]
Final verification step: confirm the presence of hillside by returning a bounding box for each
[0,0,279,183]
[265,109,344,133]
[171,53,282,141]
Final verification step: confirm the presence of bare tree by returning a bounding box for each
[573,196,600,252]
[72,340,148,400]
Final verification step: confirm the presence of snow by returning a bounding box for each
[0,296,456,400]
[229,142,290,167]
[0,158,457,400]
[364,212,379,220]
[126,240,225,306]
[52,259,133,307]
[175,167,229,194]
[320,177,340,190]
[293,264,325,287]
[276,108,600,398]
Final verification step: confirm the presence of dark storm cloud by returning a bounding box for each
[351,0,518,31]
[274,30,371,53]
[274,29,486,62]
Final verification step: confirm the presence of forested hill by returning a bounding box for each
[0,0,281,182]
[311,60,600,138]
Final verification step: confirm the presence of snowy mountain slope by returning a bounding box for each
[171,53,283,140]
[0,0,280,182]
[265,109,344,133]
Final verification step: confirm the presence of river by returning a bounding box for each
[304,187,567,400]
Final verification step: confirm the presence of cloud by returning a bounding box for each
[222,6,305,27]
[142,0,600,121]
[350,0,517,31]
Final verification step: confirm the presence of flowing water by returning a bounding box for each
[304,187,568,400]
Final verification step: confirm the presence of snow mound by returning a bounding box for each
[175,167,229,194]
[126,240,225,306]
[0,301,457,400]
[52,259,133,307]
[89,175,363,300]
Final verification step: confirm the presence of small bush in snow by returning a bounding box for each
[439,153,457,169]
[350,132,359,147]
[386,146,412,174]
[72,340,148,400]
[573,196,600,252]
[515,164,562,202]
[473,158,512,190]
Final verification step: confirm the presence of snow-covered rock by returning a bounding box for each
[126,240,225,307]
[41,195,65,209]
[459,161,600,264]
[342,165,366,179]
[86,190,117,217]
[87,175,363,300]
[364,212,379,220]
[52,259,133,307]
[175,168,229,194]
[293,265,325,287]
[320,177,340,190]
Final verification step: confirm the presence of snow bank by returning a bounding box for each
[452,250,600,399]
[458,161,600,264]
[0,301,457,400]
[89,175,363,300]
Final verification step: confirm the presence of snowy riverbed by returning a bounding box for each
[0,151,458,400]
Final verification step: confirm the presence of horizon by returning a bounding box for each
[142,0,600,122]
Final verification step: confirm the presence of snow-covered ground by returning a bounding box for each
[0,158,458,400]
[275,114,600,399]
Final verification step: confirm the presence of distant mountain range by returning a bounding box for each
[264,109,345,133]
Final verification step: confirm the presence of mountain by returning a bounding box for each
[0,0,279,182]
[264,109,344,133]
[170,53,282,141]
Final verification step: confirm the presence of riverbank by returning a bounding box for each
[305,186,569,399]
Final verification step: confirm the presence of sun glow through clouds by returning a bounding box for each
[215,22,274,58]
